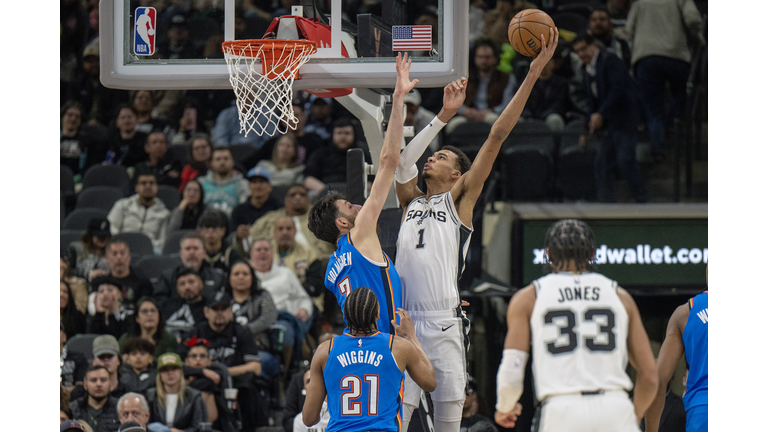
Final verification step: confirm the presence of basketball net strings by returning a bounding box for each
[224,43,315,137]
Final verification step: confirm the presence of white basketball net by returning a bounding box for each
[223,41,316,137]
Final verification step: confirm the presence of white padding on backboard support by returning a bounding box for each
[276,18,299,39]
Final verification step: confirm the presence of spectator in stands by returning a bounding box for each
[61,0,88,95]
[198,211,241,273]
[61,101,103,176]
[66,38,129,126]
[589,7,632,69]
[134,131,181,188]
[199,147,250,216]
[572,34,647,203]
[131,91,172,136]
[157,14,201,59]
[117,393,151,429]
[119,297,179,360]
[448,38,518,132]
[108,170,171,252]
[461,375,498,432]
[146,353,208,430]
[179,134,212,192]
[290,101,326,161]
[212,101,271,148]
[248,184,335,260]
[225,261,280,378]
[292,369,330,432]
[182,339,233,431]
[61,255,89,314]
[250,237,313,368]
[626,0,703,162]
[154,233,224,302]
[520,56,573,131]
[303,118,372,196]
[70,218,111,281]
[87,276,129,339]
[108,105,149,168]
[231,167,282,255]
[162,269,209,341]
[304,97,334,141]
[62,280,87,339]
[181,292,268,431]
[482,0,536,47]
[71,366,121,432]
[273,216,324,298]
[404,90,441,152]
[71,335,128,401]
[61,323,89,393]
[89,239,154,309]
[255,134,306,187]
[119,337,157,394]
[168,179,209,232]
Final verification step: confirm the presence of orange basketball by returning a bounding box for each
[508,9,556,57]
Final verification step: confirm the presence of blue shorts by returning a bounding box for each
[686,405,708,432]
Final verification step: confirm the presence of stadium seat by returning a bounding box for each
[163,229,195,255]
[229,143,258,165]
[134,254,182,281]
[65,334,100,362]
[558,145,597,201]
[446,121,493,162]
[75,186,125,210]
[82,165,131,195]
[550,11,589,34]
[113,232,155,259]
[168,144,189,164]
[61,230,84,251]
[270,184,290,205]
[61,165,76,195]
[62,208,110,230]
[501,147,552,201]
[512,119,550,135]
[157,185,181,210]
[503,133,556,156]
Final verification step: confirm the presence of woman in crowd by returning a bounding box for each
[120,297,178,360]
[224,260,280,378]
[168,179,208,232]
[61,280,86,340]
[147,353,207,432]
[179,134,213,191]
[60,255,88,314]
[69,217,111,281]
[255,133,305,187]
[86,276,128,339]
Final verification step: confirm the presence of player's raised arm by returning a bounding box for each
[394,78,467,209]
[618,287,659,426]
[452,28,559,208]
[302,340,330,427]
[353,53,418,237]
[644,303,687,432]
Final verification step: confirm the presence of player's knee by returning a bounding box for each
[432,399,464,422]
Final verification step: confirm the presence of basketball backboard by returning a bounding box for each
[100,0,469,91]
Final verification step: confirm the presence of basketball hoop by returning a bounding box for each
[222,39,317,137]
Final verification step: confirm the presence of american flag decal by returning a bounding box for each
[392,25,432,51]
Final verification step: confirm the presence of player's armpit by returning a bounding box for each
[395,179,422,211]
[302,342,330,427]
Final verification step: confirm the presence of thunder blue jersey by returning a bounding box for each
[324,333,404,432]
[682,291,708,411]
[325,234,402,334]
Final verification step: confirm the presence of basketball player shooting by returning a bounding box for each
[495,219,658,431]
[394,29,559,432]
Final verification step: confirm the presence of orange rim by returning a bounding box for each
[221,39,318,56]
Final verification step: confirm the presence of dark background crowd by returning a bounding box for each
[59,0,708,431]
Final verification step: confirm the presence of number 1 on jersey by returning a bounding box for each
[416,229,425,249]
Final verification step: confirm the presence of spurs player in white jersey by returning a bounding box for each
[394,29,559,432]
[495,219,658,432]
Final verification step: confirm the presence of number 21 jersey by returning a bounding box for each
[529,272,633,401]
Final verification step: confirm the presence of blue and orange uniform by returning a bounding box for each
[683,291,708,432]
[325,234,402,334]
[324,332,405,432]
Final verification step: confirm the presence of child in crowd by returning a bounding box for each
[120,337,157,394]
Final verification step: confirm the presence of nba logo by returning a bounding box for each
[134,7,156,56]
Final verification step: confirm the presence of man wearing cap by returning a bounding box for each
[199,147,250,217]
[181,291,268,431]
[69,217,111,282]
[117,393,151,430]
[117,421,145,432]
[71,365,122,432]
[71,335,129,401]
[231,166,282,255]
[61,419,87,432]
[157,14,199,59]
[197,211,242,273]
[153,233,224,302]
[162,269,208,341]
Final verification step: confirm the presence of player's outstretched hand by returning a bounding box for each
[529,28,559,74]
[442,77,467,113]
[394,52,419,97]
[494,403,523,429]
[392,308,416,339]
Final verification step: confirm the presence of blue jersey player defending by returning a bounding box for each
[308,53,466,334]
[302,287,436,432]
[645,265,708,432]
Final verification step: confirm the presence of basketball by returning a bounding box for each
[508,9,556,57]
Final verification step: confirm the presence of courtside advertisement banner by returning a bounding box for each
[521,219,708,287]
[134,7,156,56]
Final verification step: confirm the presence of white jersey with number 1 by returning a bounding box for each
[395,191,472,312]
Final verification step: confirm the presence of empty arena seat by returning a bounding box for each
[168,144,190,164]
[502,147,552,201]
[558,145,597,201]
[65,334,100,362]
[82,165,131,195]
[157,185,181,210]
[446,121,493,161]
[76,186,125,210]
[229,143,258,165]
[113,232,155,259]
[61,230,84,251]
[62,208,110,231]
[134,254,182,281]
[163,229,195,255]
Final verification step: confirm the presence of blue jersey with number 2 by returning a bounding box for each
[324,234,401,334]
[324,333,404,432]
[683,291,708,411]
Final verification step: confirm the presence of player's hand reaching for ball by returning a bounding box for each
[529,28,559,75]
[394,52,419,97]
[442,78,467,113]
[392,308,416,339]
[494,403,523,429]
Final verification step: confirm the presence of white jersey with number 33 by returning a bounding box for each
[396,191,472,312]
[530,272,633,402]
